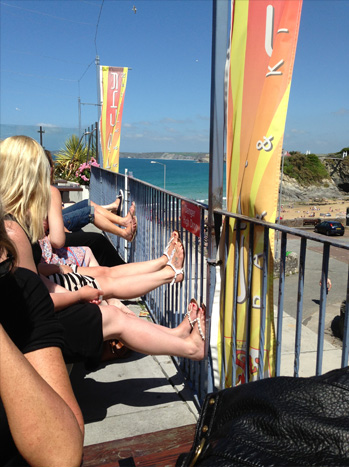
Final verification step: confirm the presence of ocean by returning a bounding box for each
[119,158,226,205]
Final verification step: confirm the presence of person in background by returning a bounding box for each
[45,150,137,243]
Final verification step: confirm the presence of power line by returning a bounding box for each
[0,1,94,25]
[94,0,105,56]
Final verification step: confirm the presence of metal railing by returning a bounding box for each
[91,166,349,402]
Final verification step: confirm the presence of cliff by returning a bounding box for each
[281,157,349,202]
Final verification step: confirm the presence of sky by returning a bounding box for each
[0,0,348,154]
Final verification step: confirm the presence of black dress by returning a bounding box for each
[0,267,65,466]
[5,216,104,368]
[65,230,125,266]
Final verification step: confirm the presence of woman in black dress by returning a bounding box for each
[0,200,84,466]
[0,135,206,369]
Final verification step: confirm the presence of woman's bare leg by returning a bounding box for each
[92,210,137,241]
[95,263,183,299]
[99,304,205,360]
[91,202,136,227]
[76,232,182,279]
[146,299,200,338]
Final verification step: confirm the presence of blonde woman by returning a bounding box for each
[0,135,205,369]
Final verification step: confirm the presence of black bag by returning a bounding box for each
[176,367,349,466]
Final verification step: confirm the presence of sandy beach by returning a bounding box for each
[280,199,348,221]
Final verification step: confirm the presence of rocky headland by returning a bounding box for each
[281,156,349,202]
[121,151,349,205]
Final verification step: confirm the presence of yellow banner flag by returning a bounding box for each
[215,0,302,387]
[99,66,128,172]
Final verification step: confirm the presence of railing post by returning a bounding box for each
[206,0,230,394]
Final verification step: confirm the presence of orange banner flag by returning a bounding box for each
[99,66,128,172]
[215,0,302,387]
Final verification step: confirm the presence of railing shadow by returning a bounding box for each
[91,166,349,403]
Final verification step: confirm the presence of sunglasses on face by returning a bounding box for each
[0,253,14,279]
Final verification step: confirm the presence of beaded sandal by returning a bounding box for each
[166,241,184,286]
[163,230,181,261]
[186,298,206,341]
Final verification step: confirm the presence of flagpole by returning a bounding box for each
[95,55,103,166]
[206,0,230,395]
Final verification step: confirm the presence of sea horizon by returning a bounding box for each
[119,158,227,205]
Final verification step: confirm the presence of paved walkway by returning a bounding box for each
[70,299,344,448]
[70,300,200,447]
[70,226,345,448]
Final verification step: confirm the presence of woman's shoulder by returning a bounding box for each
[5,218,31,247]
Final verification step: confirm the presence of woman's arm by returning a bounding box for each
[40,275,103,310]
[0,325,83,467]
[38,263,73,276]
[47,185,66,249]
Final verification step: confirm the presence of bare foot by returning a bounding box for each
[123,215,137,241]
[110,198,121,213]
[122,202,136,226]
[164,239,184,284]
[171,299,199,338]
[186,305,206,361]
[162,231,182,264]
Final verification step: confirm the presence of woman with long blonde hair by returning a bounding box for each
[1,136,186,299]
[0,135,206,369]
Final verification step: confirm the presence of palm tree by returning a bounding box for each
[54,134,98,183]
[55,134,88,163]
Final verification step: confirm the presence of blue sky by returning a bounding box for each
[1,0,348,154]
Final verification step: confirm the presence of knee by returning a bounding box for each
[95,266,109,277]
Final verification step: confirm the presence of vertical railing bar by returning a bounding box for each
[245,221,254,382]
[342,265,349,367]
[258,226,269,380]
[220,218,229,389]
[232,219,241,387]
[316,242,330,375]
[294,237,307,377]
[194,233,199,301]
[275,231,287,376]
[200,209,205,305]
[157,189,162,323]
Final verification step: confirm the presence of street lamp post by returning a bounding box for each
[151,161,166,190]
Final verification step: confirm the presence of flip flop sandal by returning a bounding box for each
[166,242,185,286]
[163,232,177,260]
[186,299,206,340]
[196,303,206,341]
[116,189,124,216]
[130,215,137,242]
[186,298,199,329]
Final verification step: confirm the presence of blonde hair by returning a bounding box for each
[0,136,51,243]
[0,197,17,265]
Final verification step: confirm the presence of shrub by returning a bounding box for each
[282,153,330,186]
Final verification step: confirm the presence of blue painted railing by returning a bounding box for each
[91,166,349,402]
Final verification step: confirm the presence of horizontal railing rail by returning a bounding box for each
[91,166,349,402]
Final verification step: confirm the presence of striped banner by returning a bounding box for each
[99,66,128,172]
[214,0,302,387]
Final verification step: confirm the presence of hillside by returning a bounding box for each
[121,150,349,201]
[120,152,209,162]
[281,152,349,201]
